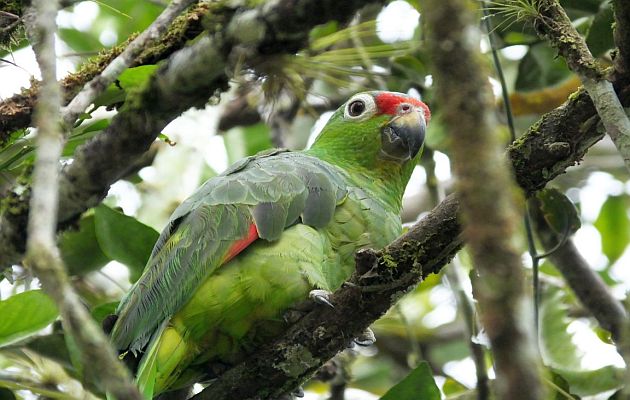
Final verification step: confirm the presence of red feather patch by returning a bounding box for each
[222,223,259,264]
[375,92,431,122]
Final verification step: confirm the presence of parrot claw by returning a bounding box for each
[353,327,376,347]
[292,386,305,398]
[309,289,335,308]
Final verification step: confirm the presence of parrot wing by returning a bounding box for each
[110,149,347,353]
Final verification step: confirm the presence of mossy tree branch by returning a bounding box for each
[533,0,630,172]
[60,0,198,128]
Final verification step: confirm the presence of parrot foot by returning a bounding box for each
[277,386,304,400]
[282,290,334,324]
[353,327,376,347]
[309,289,335,308]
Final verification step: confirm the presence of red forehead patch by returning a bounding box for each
[375,92,431,123]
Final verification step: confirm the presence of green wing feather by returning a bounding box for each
[110,150,347,353]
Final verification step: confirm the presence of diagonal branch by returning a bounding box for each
[60,0,198,128]
[22,1,141,399]
[533,0,630,172]
[0,1,211,144]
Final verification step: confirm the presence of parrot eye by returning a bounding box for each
[348,100,366,117]
[343,93,376,120]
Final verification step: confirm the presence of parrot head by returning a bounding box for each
[308,91,430,193]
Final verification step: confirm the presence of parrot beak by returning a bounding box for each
[380,105,426,162]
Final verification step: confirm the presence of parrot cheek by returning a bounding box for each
[379,113,426,162]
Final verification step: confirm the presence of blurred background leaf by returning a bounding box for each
[0,291,58,347]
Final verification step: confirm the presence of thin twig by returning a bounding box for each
[534,0,630,173]
[60,0,198,128]
[445,260,490,400]
[22,2,142,399]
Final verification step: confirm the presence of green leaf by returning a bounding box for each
[539,288,623,396]
[60,213,111,276]
[535,188,581,236]
[117,64,158,90]
[94,205,159,282]
[64,327,84,379]
[391,55,427,79]
[586,1,614,57]
[548,371,580,400]
[92,65,157,108]
[555,366,623,396]
[64,119,111,158]
[380,362,440,400]
[0,291,58,347]
[0,119,109,172]
[92,86,126,109]
[515,44,572,91]
[594,195,630,264]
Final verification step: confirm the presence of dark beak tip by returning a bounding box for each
[381,116,425,161]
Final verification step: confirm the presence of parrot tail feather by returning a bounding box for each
[136,320,169,399]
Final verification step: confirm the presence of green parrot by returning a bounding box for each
[108,91,430,398]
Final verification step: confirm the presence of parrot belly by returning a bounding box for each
[146,192,401,395]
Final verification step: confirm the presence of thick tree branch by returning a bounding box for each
[60,0,198,128]
[0,1,210,143]
[22,1,141,399]
[534,0,630,172]
[425,1,542,399]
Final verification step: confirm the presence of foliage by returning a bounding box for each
[0,291,57,348]
[379,362,440,400]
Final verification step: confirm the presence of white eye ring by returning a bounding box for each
[344,93,377,120]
